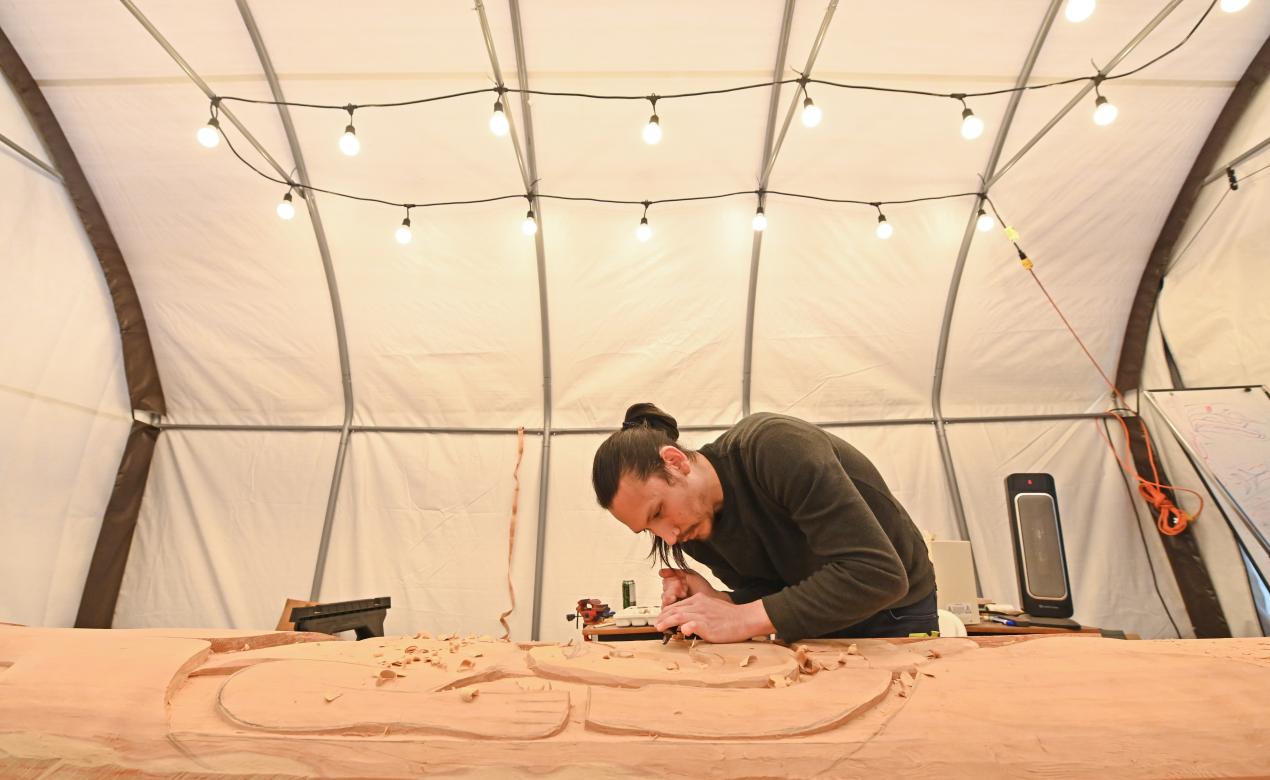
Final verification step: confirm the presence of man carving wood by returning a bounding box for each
[592,403,937,642]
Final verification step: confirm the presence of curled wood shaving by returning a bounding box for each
[323,692,342,703]
[458,658,476,671]
[460,688,480,703]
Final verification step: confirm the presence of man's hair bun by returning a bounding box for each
[621,403,679,440]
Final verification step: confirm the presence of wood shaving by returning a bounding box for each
[414,631,431,640]
[460,688,479,703]
[768,674,792,689]
[613,649,634,659]
[665,661,679,671]
[458,658,476,671]
[323,692,342,703]
[739,654,756,668]
[846,643,859,655]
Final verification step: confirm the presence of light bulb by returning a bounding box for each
[1065,0,1096,22]
[876,215,893,240]
[801,97,822,128]
[636,217,652,242]
[339,124,360,156]
[752,207,767,232]
[960,108,984,140]
[276,192,296,220]
[1220,0,1248,12]
[196,119,220,149]
[1093,95,1118,126]
[522,209,538,236]
[395,218,412,245]
[643,114,662,145]
[489,99,509,136]
[976,209,995,232]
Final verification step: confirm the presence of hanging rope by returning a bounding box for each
[498,427,526,640]
[1018,258,1202,536]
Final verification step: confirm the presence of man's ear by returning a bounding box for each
[660,445,689,476]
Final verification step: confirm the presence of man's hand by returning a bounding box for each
[654,593,775,644]
[660,568,729,607]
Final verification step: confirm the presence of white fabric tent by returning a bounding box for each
[1,0,1266,642]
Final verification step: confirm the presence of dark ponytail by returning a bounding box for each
[592,403,695,569]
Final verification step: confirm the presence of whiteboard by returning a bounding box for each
[1146,387,1270,555]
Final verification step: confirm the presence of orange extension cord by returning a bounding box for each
[1020,256,1203,536]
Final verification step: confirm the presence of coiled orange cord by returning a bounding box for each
[1020,252,1202,535]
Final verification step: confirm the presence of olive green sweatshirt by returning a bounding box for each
[681,413,935,641]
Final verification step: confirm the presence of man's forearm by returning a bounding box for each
[741,599,776,637]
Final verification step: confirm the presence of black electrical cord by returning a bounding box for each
[211,1,1217,114]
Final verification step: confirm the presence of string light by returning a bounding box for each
[522,208,538,236]
[1220,0,1248,11]
[955,96,984,140]
[276,190,296,220]
[642,96,662,145]
[874,206,893,240]
[800,81,823,128]
[1065,0,1096,23]
[339,106,360,156]
[976,207,995,232]
[752,205,768,232]
[196,117,221,148]
[489,98,509,136]
[1092,82,1118,126]
[636,202,653,241]
[395,209,413,244]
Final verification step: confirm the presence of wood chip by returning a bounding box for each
[323,692,342,703]
[739,654,756,668]
[460,688,479,703]
[665,661,679,671]
[414,631,432,640]
[458,658,476,671]
[769,674,792,689]
[846,643,858,655]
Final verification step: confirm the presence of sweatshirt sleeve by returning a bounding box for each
[681,544,783,606]
[747,420,909,639]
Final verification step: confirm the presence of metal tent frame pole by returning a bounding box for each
[235,0,357,602]
[473,0,556,640]
[0,129,61,180]
[929,1,1063,589]
[741,0,802,417]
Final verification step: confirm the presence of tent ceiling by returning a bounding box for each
[3,0,1266,428]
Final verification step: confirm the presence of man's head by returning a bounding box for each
[592,403,717,567]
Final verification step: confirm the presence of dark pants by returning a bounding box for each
[819,591,939,639]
